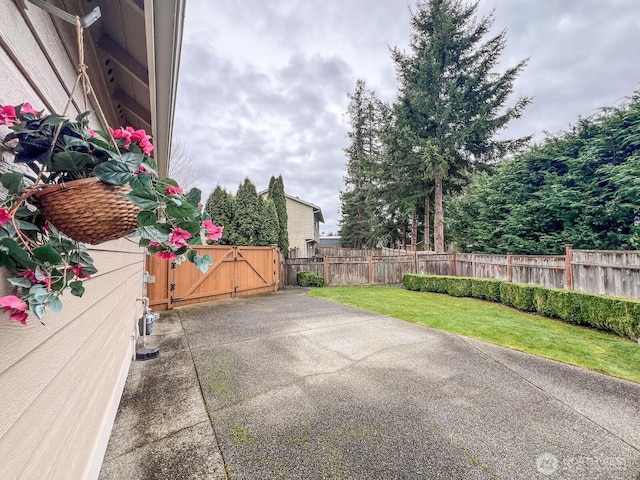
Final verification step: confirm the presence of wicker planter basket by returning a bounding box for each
[32,177,141,245]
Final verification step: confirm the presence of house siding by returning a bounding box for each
[285,197,314,257]
[0,3,143,479]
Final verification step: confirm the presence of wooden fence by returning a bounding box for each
[147,245,280,310]
[284,246,640,300]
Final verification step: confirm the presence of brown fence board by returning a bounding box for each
[284,249,640,299]
[147,245,280,310]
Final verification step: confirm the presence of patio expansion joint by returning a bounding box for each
[109,420,213,459]
[454,333,640,454]
[177,309,233,480]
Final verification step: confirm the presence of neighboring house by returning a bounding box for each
[319,236,342,248]
[285,194,324,257]
[260,190,324,258]
[0,1,184,479]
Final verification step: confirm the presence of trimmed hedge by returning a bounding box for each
[403,274,640,340]
[296,271,325,287]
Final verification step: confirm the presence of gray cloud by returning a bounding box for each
[175,0,640,234]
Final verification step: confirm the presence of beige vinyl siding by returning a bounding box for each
[285,197,314,257]
[0,3,144,479]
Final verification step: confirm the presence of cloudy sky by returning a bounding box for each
[173,0,640,234]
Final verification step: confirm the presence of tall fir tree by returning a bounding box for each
[258,198,280,246]
[233,178,262,245]
[267,175,289,256]
[390,0,531,251]
[339,79,388,248]
[205,185,234,244]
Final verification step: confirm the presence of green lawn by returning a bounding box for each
[307,286,640,384]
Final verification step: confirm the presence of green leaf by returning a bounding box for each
[1,173,25,195]
[94,161,133,185]
[8,277,32,288]
[166,201,196,219]
[195,253,213,273]
[2,238,36,268]
[16,220,40,231]
[137,211,157,227]
[120,152,146,172]
[153,223,173,235]
[51,151,94,171]
[33,244,63,264]
[63,135,88,149]
[70,281,85,297]
[187,249,197,263]
[144,157,158,172]
[48,296,63,313]
[161,178,180,188]
[30,284,49,303]
[129,173,152,190]
[31,302,46,320]
[81,264,98,276]
[186,187,202,207]
[126,188,158,209]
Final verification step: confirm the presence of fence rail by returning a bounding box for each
[284,246,640,300]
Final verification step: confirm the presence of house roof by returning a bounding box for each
[259,189,325,223]
[52,0,185,177]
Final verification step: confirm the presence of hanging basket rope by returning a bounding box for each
[29,17,141,244]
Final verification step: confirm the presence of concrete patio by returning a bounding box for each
[99,288,640,479]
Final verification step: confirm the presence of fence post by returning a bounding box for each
[413,251,417,273]
[323,256,329,286]
[565,244,573,290]
[507,254,512,282]
[451,253,457,277]
[472,254,476,278]
[368,255,373,285]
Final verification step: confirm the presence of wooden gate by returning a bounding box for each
[147,245,281,310]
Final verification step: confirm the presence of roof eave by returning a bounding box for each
[143,0,186,178]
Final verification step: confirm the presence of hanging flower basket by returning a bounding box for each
[32,177,141,245]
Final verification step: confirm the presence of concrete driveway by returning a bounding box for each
[100,288,640,479]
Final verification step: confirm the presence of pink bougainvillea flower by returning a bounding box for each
[20,102,39,116]
[110,127,132,148]
[0,105,17,126]
[43,220,50,232]
[137,136,153,155]
[120,126,153,155]
[19,270,38,283]
[134,164,147,175]
[169,228,191,247]
[0,295,29,324]
[148,241,161,247]
[202,220,224,241]
[87,128,97,138]
[0,295,28,312]
[69,265,91,279]
[155,250,178,260]
[19,269,51,287]
[9,310,28,325]
[165,185,184,196]
[0,207,12,226]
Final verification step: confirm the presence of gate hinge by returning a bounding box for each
[171,262,177,269]
[170,283,176,291]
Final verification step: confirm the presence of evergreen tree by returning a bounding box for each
[267,175,289,256]
[233,178,262,245]
[390,0,531,252]
[339,79,388,248]
[258,198,280,246]
[447,90,640,253]
[205,185,234,244]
